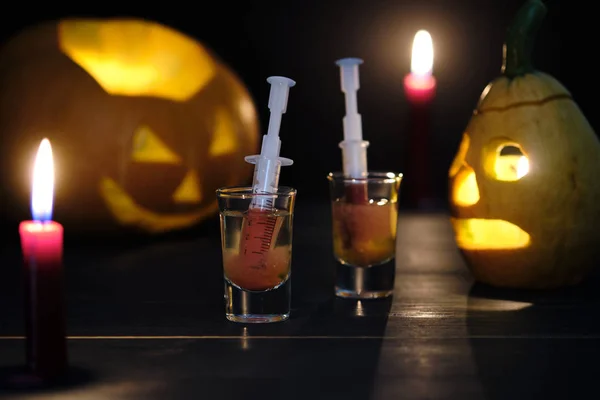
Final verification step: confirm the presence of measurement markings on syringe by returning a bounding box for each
[242,212,278,269]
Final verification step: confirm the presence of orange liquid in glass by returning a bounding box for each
[221,209,292,291]
[332,198,397,267]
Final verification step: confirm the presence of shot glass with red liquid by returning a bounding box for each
[327,172,402,299]
[217,186,296,323]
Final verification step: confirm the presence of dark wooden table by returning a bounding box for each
[1,201,599,399]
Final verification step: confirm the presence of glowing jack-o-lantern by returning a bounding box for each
[0,19,259,234]
[449,0,600,289]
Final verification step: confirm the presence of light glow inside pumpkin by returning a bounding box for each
[58,19,216,102]
[495,155,529,180]
[209,109,238,156]
[451,166,531,249]
[492,144,529,181]
[131,125,182,164]
[453,141,530,207]
[129,125,203,204]
[99,176,214,233]
[172,170,202,203]
[451,218,530,250]
[452,165,480,206]
[450,136,531,250]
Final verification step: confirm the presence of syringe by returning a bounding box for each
[239,76,296,272]
[336,58,369,203]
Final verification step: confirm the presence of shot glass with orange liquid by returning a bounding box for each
[327,172,402,299]
[217,186,296,323]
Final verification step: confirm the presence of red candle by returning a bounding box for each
[403,30,436,209]
[19,138,67,382]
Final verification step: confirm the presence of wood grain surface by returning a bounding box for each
[1,201,599,399]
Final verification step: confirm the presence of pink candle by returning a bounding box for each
[403,30,436,209]
[19,138,67,382]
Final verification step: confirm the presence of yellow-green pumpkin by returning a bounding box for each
[448,0,600,289]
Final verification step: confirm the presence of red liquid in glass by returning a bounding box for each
[345,180,368,204]
[236,208,280,289]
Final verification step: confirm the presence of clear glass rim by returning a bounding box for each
[216,185,297,199]
[327,171,403,183]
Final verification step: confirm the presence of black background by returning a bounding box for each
[0,0,594,235]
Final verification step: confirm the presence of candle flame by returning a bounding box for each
[31,138,54,222]
[411,30,434,77]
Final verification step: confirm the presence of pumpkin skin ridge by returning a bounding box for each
[476,72,572,111]
[474,93,572,115]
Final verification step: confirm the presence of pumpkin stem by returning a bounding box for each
[502,0,547,78]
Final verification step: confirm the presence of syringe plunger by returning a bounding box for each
[336,57,369,179]
[337,58,362,125]
[245,76,296,208]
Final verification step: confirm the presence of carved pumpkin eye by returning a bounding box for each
[209,109,237,157]
[484,141,529,182]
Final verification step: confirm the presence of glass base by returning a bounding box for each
[226,313,289,323]
[224,277,291,323]
[334,260,395,299]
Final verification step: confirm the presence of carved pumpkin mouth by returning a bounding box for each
[450,218,530,250]
[98,176,217,234]
[119,163,206,211]
[95,124,218,233]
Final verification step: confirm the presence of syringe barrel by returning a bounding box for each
[246,155,286,209]
[252,157,281,194]
[339,140,369,179]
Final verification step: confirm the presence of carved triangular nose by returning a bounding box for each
[172,169,202,204]
[131,125,182,164]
